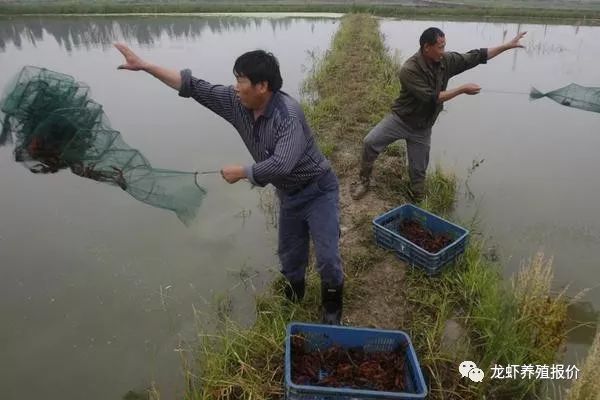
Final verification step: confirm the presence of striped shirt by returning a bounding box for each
[179,69,330,193]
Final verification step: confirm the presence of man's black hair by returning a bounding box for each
[420,27,445,50]
[233,50,283,92]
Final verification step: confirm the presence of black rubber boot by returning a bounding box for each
[321,282,343,325]
[284,279,305,303]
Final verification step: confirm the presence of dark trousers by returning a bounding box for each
[277,170,344,287]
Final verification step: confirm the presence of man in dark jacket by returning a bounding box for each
[351,27,526,201]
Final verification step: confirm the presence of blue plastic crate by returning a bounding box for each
[285,322,427,400]
[372,204,469,275]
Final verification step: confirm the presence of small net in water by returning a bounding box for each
[0,66,206,225]
[530,83,600,114]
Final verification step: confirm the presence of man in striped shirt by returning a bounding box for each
[115,44,344,325]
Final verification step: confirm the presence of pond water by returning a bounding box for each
[1,13,598,399]
[0,15,339,400]
[381,18,600,363]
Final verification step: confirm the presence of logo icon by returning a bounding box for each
[468,368,485,382]
[459,360,485,383]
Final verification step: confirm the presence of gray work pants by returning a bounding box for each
[360,113,432,197]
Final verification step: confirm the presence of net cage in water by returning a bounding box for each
[0,66,206,225]
[530,83,600,114]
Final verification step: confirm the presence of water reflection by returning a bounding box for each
[0,16,332,51]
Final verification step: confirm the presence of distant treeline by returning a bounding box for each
[0,15,310,51]
[1,1,600,25]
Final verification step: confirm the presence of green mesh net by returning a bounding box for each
[530,84,600,113]
[0,66,206,225]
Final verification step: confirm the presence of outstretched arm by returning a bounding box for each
[444,31,526,78]
[114,43,181,90]
[114,43,237,124]
[437,31,526,98]
[487,31,527,60]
